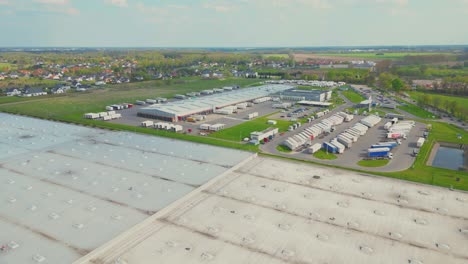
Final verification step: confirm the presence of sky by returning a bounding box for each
[0,0,467,47]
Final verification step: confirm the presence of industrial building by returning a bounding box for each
[137,85,292,122]
[278,89,332,102]
[75,157,468,264]
[0,113,253,264]
[3,113,468,264]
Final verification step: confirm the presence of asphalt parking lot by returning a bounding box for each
[261,109,425,172]
[107,101,281,134]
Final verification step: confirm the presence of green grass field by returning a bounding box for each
[341,89,366,103]
[357,159,390,167]
[0,62,17,70]
[318,52,454,60]
[209,115,292,142]
[397,101,437,119]
[313,149,337,160]
[409,91,468,113]
[261,54,289,59]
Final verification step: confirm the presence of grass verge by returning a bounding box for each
[313,149,337,160]
[357,159,390,167]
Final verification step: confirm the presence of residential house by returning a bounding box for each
[5,88,22,96]
[22,87,47,97]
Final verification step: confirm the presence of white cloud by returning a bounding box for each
[105,0,128,8]
[33,0,69,5]
[202,3,235,12]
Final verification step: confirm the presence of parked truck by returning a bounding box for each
[417,137,425,148]
[322,142,338,154]
[371,142,398,150]
[330,140,345,154]
[367,147,393,159]
[387,132,407,139]
[337,136,353,148]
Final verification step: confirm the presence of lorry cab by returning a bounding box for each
[388,153,394,159]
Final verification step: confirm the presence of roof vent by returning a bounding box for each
[275,204,287,210]
[361,192,373,198]
[347,221,360,229]
[414,218,428,225]
[374,210,385,216]
[112,187,119,192]
[459,229,468,235]
[67,200,74,205]
[408,259,423,264]
[337,202,349,208]
[200,252,215,261]
[436,207,448,213]
[389,232,403,239]
[456,197,467,202]
[73,223,84,229]
[397,199,409,205]
[49,213,60,220]
[278,223,291,231]
[87,206,97,212]
[417,190,430,195]
[112,215,122,220]
[166,241,178,248]
[435,243,450,251]
[309,212,320,220]
[207,226,219,234]
[32,254,46,263]
[359,245,374,255]
[281,249,295,258]
[7,241,19,249]
[7,179,15,184]
[29,205,37,211]
[316,234,329,241]
[7,197,16,203]
[242,236,255,244]
[244,214,255,221]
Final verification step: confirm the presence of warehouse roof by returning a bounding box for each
[138,84,293,118]
[0,113,254,264]
[76,157,468,264]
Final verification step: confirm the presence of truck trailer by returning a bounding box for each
[367,147,393,159]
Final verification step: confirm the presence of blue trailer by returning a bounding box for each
[323,142,338,154]
[368,147,393,159]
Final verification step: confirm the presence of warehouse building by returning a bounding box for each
[76,157,468,264]
[137,84,292,122]
[278,89,332,102]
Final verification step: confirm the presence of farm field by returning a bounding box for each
[293,52,456,61]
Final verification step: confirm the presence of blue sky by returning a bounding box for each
[0,0,467,47]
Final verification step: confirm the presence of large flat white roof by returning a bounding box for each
[76,157,468,264]
[138,84,293,118]
[0,113,254,264]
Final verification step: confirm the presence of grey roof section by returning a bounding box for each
[76,157,468,264]
[0,113,253,264]
[138,84,293,118]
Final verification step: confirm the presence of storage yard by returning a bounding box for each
[0,113,254,264]
[75,157,468,264]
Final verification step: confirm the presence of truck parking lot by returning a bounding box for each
[262,108,426,172]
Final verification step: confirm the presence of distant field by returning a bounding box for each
[0,62,16,70]
[261,54,289,59]
[294,52,454,61]
[0,78,262,116]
